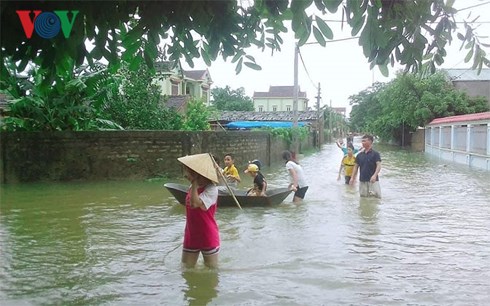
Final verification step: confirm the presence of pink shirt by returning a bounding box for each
[183,184,220,249]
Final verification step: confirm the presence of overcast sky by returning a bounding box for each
[183,0,490,113]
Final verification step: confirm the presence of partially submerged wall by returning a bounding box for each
[0,131,313,183]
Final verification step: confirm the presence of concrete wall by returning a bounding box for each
[0,131,313,183]
[410,128,425,152]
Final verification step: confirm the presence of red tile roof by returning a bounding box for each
[428,112,490,125]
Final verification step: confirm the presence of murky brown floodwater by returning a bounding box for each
[1,140,489,305]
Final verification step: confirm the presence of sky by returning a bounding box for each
[182,0,490,114]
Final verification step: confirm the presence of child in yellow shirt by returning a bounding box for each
[222,153,241,188]
[337,146,356,184]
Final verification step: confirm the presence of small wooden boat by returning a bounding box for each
[164,183,292,207]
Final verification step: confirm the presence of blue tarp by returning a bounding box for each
[225,121,307,129]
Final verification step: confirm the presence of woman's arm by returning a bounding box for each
[288,168,299,191]
[189,181,205,209]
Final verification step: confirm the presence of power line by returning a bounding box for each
[304,36,358,45]
[297,47,318,90]
[457,1,490,11]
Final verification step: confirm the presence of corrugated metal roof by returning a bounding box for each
[428,112,490,125]
[443,68,490,81]
[225,121,307,129]
[211,110,321,122]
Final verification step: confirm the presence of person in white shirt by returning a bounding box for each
[282,150,308,203]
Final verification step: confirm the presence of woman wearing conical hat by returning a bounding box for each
[177,153,220,269]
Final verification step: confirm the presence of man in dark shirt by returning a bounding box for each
[350,134,382,198]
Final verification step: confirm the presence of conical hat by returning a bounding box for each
[177,153,219,183]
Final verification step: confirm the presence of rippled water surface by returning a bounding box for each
[1,142,489,305]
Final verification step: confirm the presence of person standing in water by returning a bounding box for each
[349,134,382,198]
[338,144,356,184]
[282,150,308,203]
[178,153,220,269]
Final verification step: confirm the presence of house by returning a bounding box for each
[331,107,346,117]
[253,86,309,112]
[443,68,490,107]
[153,61,213,112]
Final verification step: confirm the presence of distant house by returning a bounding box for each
[153,61,213,112]
[443,68,490,107]
[331,107,346,117]
[253,86,309,112]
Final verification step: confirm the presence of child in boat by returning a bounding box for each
[244,163,267,197]
[177,153,220,269]
[248,159,262,170]
[222,153,241,188]
[337,145,356,184]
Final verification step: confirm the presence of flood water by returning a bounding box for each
[1,141,489,305]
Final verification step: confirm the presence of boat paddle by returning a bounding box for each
[209,153,243,210]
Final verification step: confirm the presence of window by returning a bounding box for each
[202,89,208,103]
[273,105,277,111]
[172,84,179,95]
[286,105,291,111]
[258,106,263,112]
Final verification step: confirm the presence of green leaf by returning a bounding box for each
[464,48,473,63]
[244,62,262,70]
[323,0,342,13]
[316,17,333,40]
[235,58,243,74]
[312,26,326,46]
[129,55,142,71]
[378,63,388,77]
[351,15,365,36]
[245,55,256,62]
[201,48,211,66]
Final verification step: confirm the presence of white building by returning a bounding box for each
[253,86,309,112]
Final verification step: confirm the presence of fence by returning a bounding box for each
[425,112,490,170]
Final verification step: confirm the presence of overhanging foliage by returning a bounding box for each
[1,0,489,84]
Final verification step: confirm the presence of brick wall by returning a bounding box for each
[0,131,312,183]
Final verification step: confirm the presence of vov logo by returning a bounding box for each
[16,10,79,39]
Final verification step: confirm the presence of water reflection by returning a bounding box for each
[182,270,219,306]
[358,198,379,222]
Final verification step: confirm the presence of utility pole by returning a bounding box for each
[329,99,332,142]
[315,83,321,148]
[292,43,299,154]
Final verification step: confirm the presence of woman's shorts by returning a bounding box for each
[359,181,381,198]
[183,246,220,256]
[294,186,308,199]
